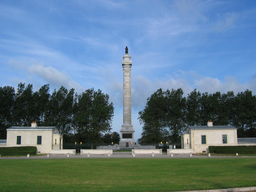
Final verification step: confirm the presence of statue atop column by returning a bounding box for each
[125,46,128,54]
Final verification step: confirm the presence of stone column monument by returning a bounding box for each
[119,46,135,148]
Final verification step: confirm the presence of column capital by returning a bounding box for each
[122,64,131,70]
[122,54,132,66]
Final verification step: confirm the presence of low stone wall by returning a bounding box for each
[97,144,155,150]
[132,149,162,155]
[51,149,76,155]
[80,149,113,155]
[237,144,256,146]
[134,145,156,149]
[97,145,120,150]
[167,149,195,154]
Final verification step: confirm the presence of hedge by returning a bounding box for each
[0,146,37,156]
[209,146,256,154]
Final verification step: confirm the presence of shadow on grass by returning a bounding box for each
[244,165,256,169]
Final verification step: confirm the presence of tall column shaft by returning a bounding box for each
[120,51,135,147]
[123,64,132,125]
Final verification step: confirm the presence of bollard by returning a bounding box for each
[67,153,69,158]
[171,153,173,157]
[236,153,238,156]
[152,152,154,157]
[190,153,192,157]
[208,153,211,157]
[87,153,90,157]
[47,153,49,158]
[108,153,110,157]
[27,154,30,158]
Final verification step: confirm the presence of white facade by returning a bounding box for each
[182,122,237,153]
[6,122,63,153]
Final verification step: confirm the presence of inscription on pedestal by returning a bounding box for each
[122,133,132,138]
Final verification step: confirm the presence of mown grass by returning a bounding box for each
[0,158,255,192]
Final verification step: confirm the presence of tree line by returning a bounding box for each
[138,88,256,144]
[0,83,119,144]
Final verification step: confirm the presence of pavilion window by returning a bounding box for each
[201,135,206,144]
[37,136,42,145]
[222,135,227,144]
[17,136,21,145]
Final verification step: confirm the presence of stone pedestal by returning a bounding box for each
[119,49,135,148]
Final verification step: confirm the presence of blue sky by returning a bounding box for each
[1,0,256,141]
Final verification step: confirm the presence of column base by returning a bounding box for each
[119,139,136,149]
[120,124,135,148]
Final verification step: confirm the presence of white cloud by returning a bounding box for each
[213,12,239,32]
[194,76,256,94]
[8,60,85,93]
[30,63,85,92]
[106,71,256,112]
[96,0,126,9]
[172,0,209,23]
[194,77,222,92]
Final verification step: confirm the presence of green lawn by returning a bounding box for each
[0,158,255,192]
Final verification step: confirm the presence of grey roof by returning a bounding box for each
[7,126,56,130]
[188,125,237,130]
[238,138,256,144]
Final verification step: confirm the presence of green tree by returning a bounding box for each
[186,89,201,126]
[165,88,186,144]
[138,89,169,144]
[214,92,231,125]
[234,90,256,137]
[0,86,15,138]
[111,132,120,144]
[225,91,236,125]
[32,84,50,125]
[13,83,35,126]
[73,89,93,142]
[102,133,112,144]
[199,92,216,125]
[45,86,75,135]
[74,89,114,143]
[103,132,120,144]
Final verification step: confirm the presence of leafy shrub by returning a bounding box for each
[0,146,37,156]
[209,146,256,154]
